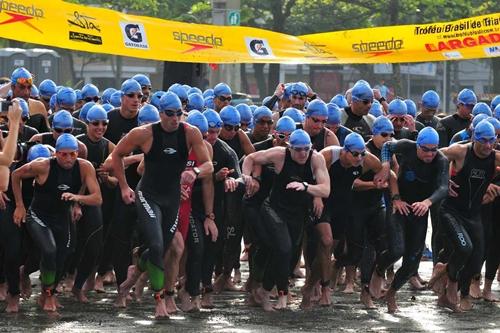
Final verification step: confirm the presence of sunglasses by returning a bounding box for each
[347,149,366,157]
[276,132,289,140]
[290,145,311,152]
[15,77,33,86]
[54,127,73,134]
[256,119,273,126]
[57,151,78,158]
[218,95,232,102]
[419,145,438,152]
[291,90,307,97]
[380,132,395,138]
[126,93,144,100]
[223,124,240,132]
[163,109,183,117]
[90,120,109,126]
[476,137,496,145]
[208,121,222,128]
[84,96,100,103]
[310,117,327,124]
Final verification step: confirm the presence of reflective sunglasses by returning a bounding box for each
[380,132,395,138]
[223,124,240,132]
[163,109,183,117]
[218,95,232,102]
[54,127,73,134]
[419,145,438,152]
[290,145,311,152]
[208,121,222,128]
[347,149,366,157]
[90,120,109,126]
[126,93,144,100]
[291,90,307,97]
[256,119,273,126]
[15,77,33,86]
[84,96,100,103]
[476,137,496,145]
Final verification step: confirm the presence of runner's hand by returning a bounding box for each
[13,205,26,226]
[286,181,306,191]
[72,204,82,223]
[404,115,416,132]
[0,192,10,210]
[448,179,459,197]
[204,217,218,242]
[61,192,79,202]
[393,199,411,216]
[180,185,190,201]
[121,186,135,204]
[312,197,323,218]
[180,169,197,185]
[7,98,22,124]
[274,83,285,98]
[411,199,431,217]
[224,177,238,192]
[216,167,233,181]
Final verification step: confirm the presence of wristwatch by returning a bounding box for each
[193,167,201,178]
[302,182,309,192]
[391,194,401,201]
[252,175,262,184]
[378,97,386,103]
[205,213,215,220]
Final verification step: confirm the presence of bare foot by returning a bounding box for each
[256,287,275,312]
[103,271,116,285]
[114,293,128,308]
[165,294,179,314]
[415,273,427,285]
[190,296,201,312]
[300,285,313,310]
[5,294,20,313]
[201,290,215,309]
[343,282,355,294]
[155,297,170,319]
[330,264,340,292]
[0,283,7,301]
[134,272,149,302]
[482,290,498,302]
[469,278,481,299]
[83,273,96,293]
[460,295,473,311]
[213,274,241,293]
[319,286,332,306]
[310,283,321,302]
[409,276,426,291]
[385,289,398,314]
[444,281,461,312]
[20,266,32,299]
[71,287,89,303]
[94,275,105,293]
[361,287,376,309]
[43,294,58,312]
[369,271,385,299]
[178,288,192,312]
[386,268,395,285]
[118,265,142,301]
[233,269,242,284]
[293,267,305,279]
[273,293,287,310]
[63,274,75,292]
[251,287,262,305]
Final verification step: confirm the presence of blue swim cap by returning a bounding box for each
[102,103,114,112]
[75,89,83,101]
[80,102,96,122]
[290,129,311,147]
[203,88,214,98]
[355,79,370,86]
[187,87,202,96]
[138,104,160,125]
[473,120,496,142]
[187,110,208,134]
[404,99,417,118]
[27,144,51,162]
[344,132,365,151]
[351,82,373,101]
[168,83,188,102]
[204,96,215,110]
[416,127,439,146]
[101,88,117,104]
[30,84,39,98]
[472,102,492,117]
[150,91,165,109]
[276,116,296,133]
[326,103,341,125]
[10,67,32,83]
[56,133,78,151]
[203,109,222,128]
[253,106,272,124]
[369,101,383,117]
[49,94,57,111]
[486,117,500,131]
[13,98,29,119]
[187,93,205,112]
[132,74,151,87]
[421,90,440,109]
[56,87,76,107]
[81,83,99,99]
[235,104,253,123]
[182,84,191,92]
[457,88,477,105]
[110,91,122,107]
[330,94,348,109]
[472,113,489,129]
[86,105,108,122]
[53,110,74,129]
[249,105,257,113]
[262,96,278,111]
[388,99,407,116]
[306,99,328,118]
[290,82,308,96]
[495,104,500,121]
[121,79,141,95]
[214,83,232,96]
[372,116,394,135]
[283,83,293,100]
[39,79,57,98]
[491,95,500,111]
[159,91,182,111]
[283,107,305,124]
[220,105,241,126]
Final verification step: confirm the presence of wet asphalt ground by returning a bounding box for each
[2,259,500,333]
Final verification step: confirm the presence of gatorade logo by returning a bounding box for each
[245,37,274,59]
[0,1,44,33]
[120,22,149,49]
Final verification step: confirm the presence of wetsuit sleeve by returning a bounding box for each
[264,95,280,110]
[428,153,449,204]
[226,145,242,178]
[436,121,449,148]
[381,139,415,163]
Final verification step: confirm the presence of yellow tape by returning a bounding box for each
[0,0,498,64]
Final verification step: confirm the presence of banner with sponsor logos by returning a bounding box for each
[0,0,498,64]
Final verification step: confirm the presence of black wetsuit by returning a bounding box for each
[335,125,352,146]
[437,114,471,148]
[342,107,373,142]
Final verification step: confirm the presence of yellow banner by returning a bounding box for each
[0,0,498,64]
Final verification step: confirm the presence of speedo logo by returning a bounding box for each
[0,1,44,33]
[352,37,403,56]
[172,31,223,53]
